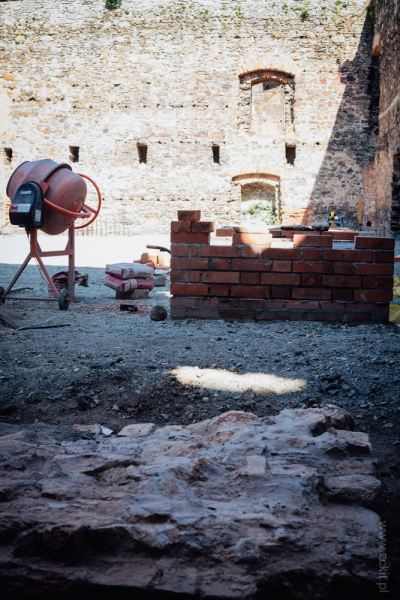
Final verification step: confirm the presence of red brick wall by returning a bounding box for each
[170,212,394,323]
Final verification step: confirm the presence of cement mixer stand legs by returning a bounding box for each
[0,225,76,309]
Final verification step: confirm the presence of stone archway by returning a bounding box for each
[231,170,281,226]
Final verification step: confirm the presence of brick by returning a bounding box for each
[363,250,374,262]
[363,277,374,288]
[355,263,394,275]
[354,290,393,302]
[292,288,331,300]
[323,249,363,262]
[209,285,229,297]
[356,303,389,311]
[272,260,292,272]
[302,249,322,260]
[170,244,189,257]
[332,289,353,301]
[171,258,209,270]
[241,272,260,284]
[216,227,234,237]
[170,308,186,319]
[271,287,291,299]
[293,234,333,248]
[171,232,210,244]
[241,246,261,258]
[293,261,332,274]
[373,313,389,324]
[239,299,274,309]
[231,286,270,298]
[301,274,321,286]
[375,251,395,263]
[191,221,215,233]
[262,248,302,260]
[275,301,285,309]
[171,220,191,233]
[170,270,189,282]
[170,283,208,296]
[204,298,238,308]
[321,302,356,311]
[189,271,201,283]
[338,313,372,323]
[232,233,272,246]
[220,309,255,320]
[232,259,272,272]
[171,297,202,307]
[261,274,301,285]
[286,300,319,310]
[256,311,291,321]
[304,312,337,322]
[210,258,230,270]
[375,277,394,289]
[202,272,239,283]
[187,308,220,319]
[334,263,354,275]
[200,245,239,257]
[190,246,199,257]
[330,230,358,241]
[321,275,362,288]
[177,210,201,222]
[354,236,395,250]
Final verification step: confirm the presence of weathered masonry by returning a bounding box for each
[0,1,379,235]
[170,211,394,323]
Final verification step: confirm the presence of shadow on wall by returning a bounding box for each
[306,9,378,230]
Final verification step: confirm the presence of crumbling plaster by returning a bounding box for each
[0,0,376,234]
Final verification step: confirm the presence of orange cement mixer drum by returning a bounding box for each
[7,159,87,236]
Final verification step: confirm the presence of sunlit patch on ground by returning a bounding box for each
[173,366,307,395]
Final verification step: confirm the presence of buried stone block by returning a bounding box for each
[0,406,382,598]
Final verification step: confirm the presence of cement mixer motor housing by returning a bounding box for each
[9,181,45,229]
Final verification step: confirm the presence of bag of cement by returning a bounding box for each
[389,304,400,324]
[106,263,154,280]
[104,275,154,293]
[393,275,400,298]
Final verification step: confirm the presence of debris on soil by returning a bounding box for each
[150,305,168,321]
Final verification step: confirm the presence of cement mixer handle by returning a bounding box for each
[43,197,91,219]
[74,173,102,230]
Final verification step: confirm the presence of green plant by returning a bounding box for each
[242,202,279,226]
[293,1,310,20]
[105,0,119,9]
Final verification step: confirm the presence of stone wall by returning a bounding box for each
[0,0,376,235]
[374,0,400,236]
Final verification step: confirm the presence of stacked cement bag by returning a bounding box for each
[104,263,154,293]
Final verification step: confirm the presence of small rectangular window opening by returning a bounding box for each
[212,145,220,164]
[286,145,296,165]
[4,148,12,163]
[138,144,147,164]
[69,146,79,163]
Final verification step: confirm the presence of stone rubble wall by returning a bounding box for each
[374,0,400,235]
[170,210,394,322]
[0,0,376,235]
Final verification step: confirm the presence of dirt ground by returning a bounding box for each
[1,252,400,594]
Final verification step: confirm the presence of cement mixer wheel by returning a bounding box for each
[58,289,70,311]
[0,287,5,304]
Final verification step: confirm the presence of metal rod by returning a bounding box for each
[3,250,32,297]
[68,225,75,300]
[3,296,58,301]
[40,250,73,257]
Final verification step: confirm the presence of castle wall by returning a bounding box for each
[0,0,376,235]
[375,0,400,236]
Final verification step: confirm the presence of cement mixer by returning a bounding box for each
[0,159,101,310]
